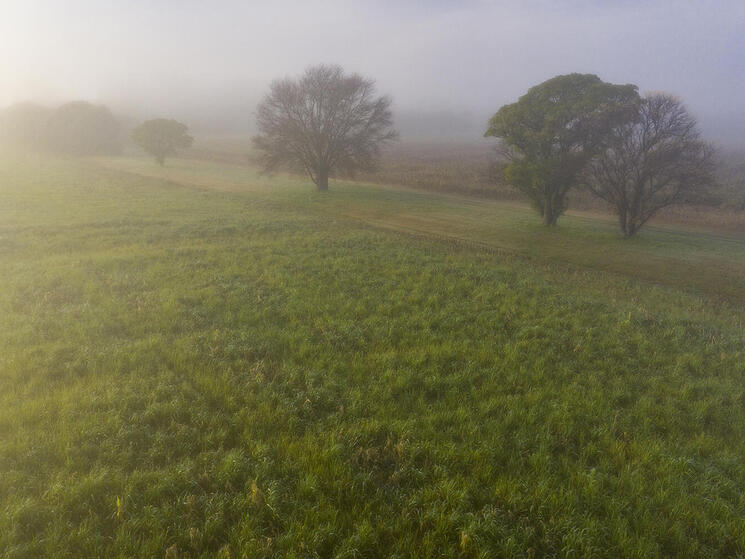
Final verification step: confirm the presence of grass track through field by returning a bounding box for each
[98,156,745,304]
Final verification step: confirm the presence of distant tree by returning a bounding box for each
[253,64,397,191]
[45,101,121,155]
[0,102,51,148]
[585,94,715,237]
[485,74,640,225]
[133,119,194,165]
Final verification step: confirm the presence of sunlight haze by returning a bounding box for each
[1,0,743,140]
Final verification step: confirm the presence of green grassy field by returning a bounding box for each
[2,152,745,558]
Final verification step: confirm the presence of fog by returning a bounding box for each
[1,0,743,142]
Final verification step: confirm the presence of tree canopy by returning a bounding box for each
[133,119,194,166]
[45,101,122,156]
[585,94,715,237]
[253,64,397,190]
[0,103,51,148]
[486,74,640,225]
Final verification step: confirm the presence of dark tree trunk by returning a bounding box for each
[542,197,558,226]
[543,211,559,226]
[619,210,628,236]
[316,166,329,191]
[620,210,638,238]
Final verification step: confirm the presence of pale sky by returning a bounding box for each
[1,0,743,141]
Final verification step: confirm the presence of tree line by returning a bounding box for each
[0,101,121,156]
[252,66,715,237]
[0,65,717,237]
[0,102,193,165]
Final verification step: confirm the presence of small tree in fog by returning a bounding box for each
[253,64,397,191]
[485,74,640,225]
[133,119,193,165]
[586,94,715,237]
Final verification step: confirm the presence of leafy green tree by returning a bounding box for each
[485,74,639,225]
[133,119,193,166]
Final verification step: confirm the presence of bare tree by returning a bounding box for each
[586,94,715,237]
[253,64,397,191]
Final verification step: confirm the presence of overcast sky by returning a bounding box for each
[1,0,743,140]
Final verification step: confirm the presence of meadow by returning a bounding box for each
[1,151,745,557]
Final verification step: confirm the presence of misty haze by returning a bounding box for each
[1,1,744,557]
